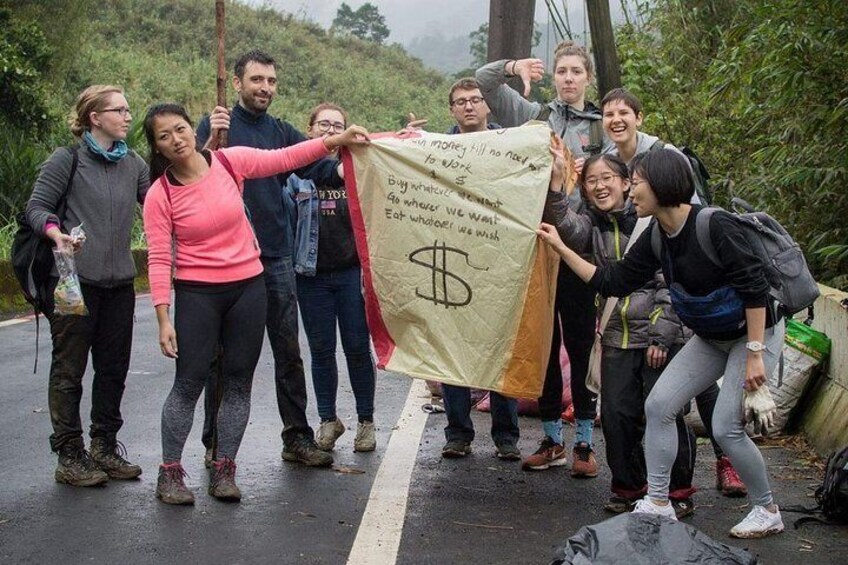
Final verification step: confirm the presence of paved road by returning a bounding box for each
[0,297,846,564]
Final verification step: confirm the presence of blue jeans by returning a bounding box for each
[442,384,519,446]
[296,267,375,421]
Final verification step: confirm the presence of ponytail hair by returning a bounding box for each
[143,103,194,182]
[553,40,593,79]
[68,85,124,138]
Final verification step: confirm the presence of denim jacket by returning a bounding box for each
[283,174,319,276]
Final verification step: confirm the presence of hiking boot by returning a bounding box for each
[55,444,109,487]
[495,440,521,461]
[571,442,599,478]
[729,505,784,539]
[671,498,695,519]
[632,496,677,520]
[204,448,213,469]
[442,439,472,458]
[316,418,346,451]
[354,421,377,452]
[716,456,747,497]
[208,457,241,502]
[604,496,637,514]
[282,437,334,467]
[521,437,567,471]
[156,463,194,505]
[90,437,142,480]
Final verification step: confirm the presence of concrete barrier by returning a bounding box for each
[800,284,848,454]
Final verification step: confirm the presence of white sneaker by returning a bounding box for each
[631,496,678,521]
[730,505,784,538]
[316,418,345,451]
[354,421,376,452]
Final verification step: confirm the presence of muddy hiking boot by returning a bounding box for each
[54,444,109,487]
[208,457,241,502]
[354,421,377,453]
[90,437,142,480]
[282,436,334,467]
[156,463,194,505]
[316,418,346,451]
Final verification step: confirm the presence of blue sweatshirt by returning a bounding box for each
[196,104,341,258]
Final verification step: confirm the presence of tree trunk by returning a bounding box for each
[585,0,621,99]
[487,0,536,94]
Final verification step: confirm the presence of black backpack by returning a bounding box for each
[650,140,713,205]
[650,198,820,319]
[785,444,848,526]
[11,146,79,370]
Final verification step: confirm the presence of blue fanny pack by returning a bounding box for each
[669,282,745,333]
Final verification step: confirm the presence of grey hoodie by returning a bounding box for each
[26,141,149,287]
[475,59,613,159]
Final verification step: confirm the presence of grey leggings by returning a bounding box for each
[161,277,267,463]
[644,320,785,507]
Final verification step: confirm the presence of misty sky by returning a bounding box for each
[244,0,629,45]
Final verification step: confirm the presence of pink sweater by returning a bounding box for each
[143,140,329,306]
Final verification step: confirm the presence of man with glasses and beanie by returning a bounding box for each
[438,77,522,461]
[196,50,340,468]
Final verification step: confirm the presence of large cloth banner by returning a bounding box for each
[342,123,558,398]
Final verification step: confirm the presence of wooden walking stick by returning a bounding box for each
[210,0,227,464]
[212,0,228,150]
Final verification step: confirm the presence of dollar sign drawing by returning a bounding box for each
[408,241,488,308]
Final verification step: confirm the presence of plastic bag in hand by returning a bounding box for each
[744,385,776,435]
[52,248,88,316]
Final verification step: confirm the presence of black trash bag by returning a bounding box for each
[551,514,758,565]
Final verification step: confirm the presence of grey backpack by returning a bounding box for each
[651,198,819,318]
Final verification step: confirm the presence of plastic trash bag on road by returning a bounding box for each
[550,513,757,565]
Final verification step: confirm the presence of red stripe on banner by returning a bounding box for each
[341,143,396,368]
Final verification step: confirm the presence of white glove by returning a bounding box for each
[744,385,777,435]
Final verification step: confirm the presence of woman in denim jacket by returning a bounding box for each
[295,103,376,454]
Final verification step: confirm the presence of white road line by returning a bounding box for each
[0,317,30,328]
[347,378,430,565]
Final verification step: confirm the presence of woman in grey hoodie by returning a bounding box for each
[26,85,149,487]
[476,41,611,475]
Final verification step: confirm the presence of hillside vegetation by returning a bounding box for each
[0,0,454,225]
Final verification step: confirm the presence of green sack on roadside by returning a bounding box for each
[785,319,831,363]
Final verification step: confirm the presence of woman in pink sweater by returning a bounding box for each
[142,103,367,505]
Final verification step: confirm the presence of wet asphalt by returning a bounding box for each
[0,296,846,564]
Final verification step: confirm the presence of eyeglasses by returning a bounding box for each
[313,120,346,133]
[100,107,131,117]
[584,173,621,189]
[450,96,484,108]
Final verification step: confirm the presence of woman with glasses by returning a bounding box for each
[545,152,698,518]
[538,148,786,539]
[476,40,611,476]
[294,103,377,454]
[26,85,150,487]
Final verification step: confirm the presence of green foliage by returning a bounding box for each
[0,9,54,132]
[616,0,848,289]
[332,2,390,45]
[469,23,489,68]
[0,125,53,222]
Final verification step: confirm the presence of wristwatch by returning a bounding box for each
[745,341,766,353]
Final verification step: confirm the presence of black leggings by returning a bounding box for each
[161,276,266,463]
[539,267,598,422]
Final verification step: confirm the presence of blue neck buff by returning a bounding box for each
[83,130,128,162]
